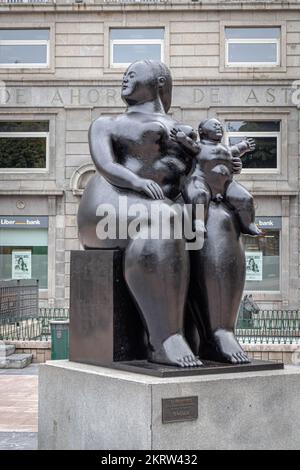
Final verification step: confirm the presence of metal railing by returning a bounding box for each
[0,0,168,3]
[0,307,69,341]
[236,310,300,345]
[0,0,50,3]
[1,306,300,344]
[0,279,39,320]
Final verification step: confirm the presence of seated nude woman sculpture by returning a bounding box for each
[78,60,250,366]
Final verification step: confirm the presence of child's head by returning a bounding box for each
[198,118,224,142]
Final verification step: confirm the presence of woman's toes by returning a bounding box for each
[183,356,190,367]
[236,353,244,363]
[188,355,195,365]
[231,354,238,364]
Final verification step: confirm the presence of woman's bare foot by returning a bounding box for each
[149,333,203,368]
[202,329,250,364]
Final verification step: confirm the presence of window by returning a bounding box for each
[0,218,49,289]
[0,121,49,170]
[225,27,280,67]
[243,223,280,292]
[0,29,49,68]
[110,28,164,67]
[225,121,280,172]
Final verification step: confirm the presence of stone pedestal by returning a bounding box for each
[39,360,300,450]
[69,250,147,366]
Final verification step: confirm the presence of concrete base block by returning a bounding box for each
[38,360,300,450]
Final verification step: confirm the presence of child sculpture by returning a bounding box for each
[171,118,261,237]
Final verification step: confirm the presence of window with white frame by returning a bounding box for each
[0,121,49,170]
[225,27,280,67]
[110,28,164,67]
[0,29,50,68]
[225,120,280,172]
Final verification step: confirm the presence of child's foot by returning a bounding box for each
[241,222,262,237]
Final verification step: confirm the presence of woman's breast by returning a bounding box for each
[121,152,188,180]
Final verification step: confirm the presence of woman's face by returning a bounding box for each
[121,62,159,105]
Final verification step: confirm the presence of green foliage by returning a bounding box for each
[0,137,46,168]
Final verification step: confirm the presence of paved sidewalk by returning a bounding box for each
[0,432,37,450]
[0,366,39,450]
[0,364,39,376]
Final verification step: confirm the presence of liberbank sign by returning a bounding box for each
[0,216,48,229]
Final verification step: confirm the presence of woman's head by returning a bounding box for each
[121,60,172,112]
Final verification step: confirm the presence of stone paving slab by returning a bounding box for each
[0,363,39,375]
[0,432,37,450]
[0,375,38,432]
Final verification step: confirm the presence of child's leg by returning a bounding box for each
[226,181,262,236]
[182,175,211,230]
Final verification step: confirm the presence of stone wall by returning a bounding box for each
[243,343,300,365]
[7,341,51,364]
[6,339,300,366]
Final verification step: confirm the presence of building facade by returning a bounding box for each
[0,0,299,309]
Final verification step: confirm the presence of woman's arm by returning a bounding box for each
[89,117,164,199]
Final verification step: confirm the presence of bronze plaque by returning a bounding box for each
[162,396,198,424]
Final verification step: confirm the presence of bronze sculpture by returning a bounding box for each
[77,60,256,367]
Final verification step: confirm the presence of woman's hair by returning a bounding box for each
[136,60,172,113]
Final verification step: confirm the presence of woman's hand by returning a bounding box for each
[170,127,187,144]
[133,178,165,200]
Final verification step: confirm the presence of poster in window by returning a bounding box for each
[12,250,32,279]
[245,251,263,281]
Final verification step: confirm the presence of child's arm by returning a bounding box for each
[230,137,255,157]
[170,128,200,156]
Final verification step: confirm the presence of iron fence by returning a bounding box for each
[236,310,300,344]
[0,307,69,341]
[1,305,300,343]
[0,0,50,3]
[0,279,39,320]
